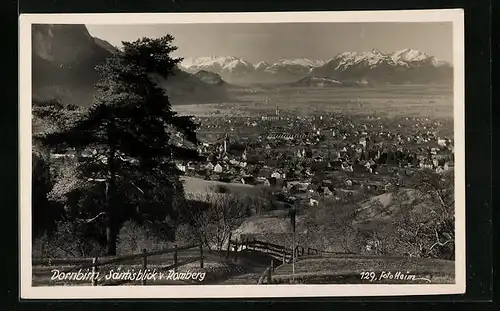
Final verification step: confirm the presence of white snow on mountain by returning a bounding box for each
[181,50,450,75]
[264,58,328,76]
[390,48,430,64]
[179,50,451,84]
[332,51,388,70]
[254,61,270,70]
[181,57,327,74]
[180,56,254,73]
[325,48,451,71]
[272,58,327,68]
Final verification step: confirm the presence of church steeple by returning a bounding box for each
[275,104,279,116]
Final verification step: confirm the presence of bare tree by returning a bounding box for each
[184,193,251,250]
[376,169,455,259]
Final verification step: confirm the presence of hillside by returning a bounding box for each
[32,24,232,107]
[182,176,255,195]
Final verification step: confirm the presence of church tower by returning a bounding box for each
[275,104,279,117]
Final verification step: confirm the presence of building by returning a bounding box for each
[176,163,186,172]
[214,164,223,173]
[359,137,367,148]
[261,104,283,121]
[205,163,215,171]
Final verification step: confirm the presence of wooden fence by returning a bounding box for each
[33,237,352,286]
[228,236,320,264]
[226,236,322,284]
[33,244,203,286]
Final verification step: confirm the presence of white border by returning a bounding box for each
[19,10,465,299]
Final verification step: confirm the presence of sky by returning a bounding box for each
[86,22,453,63]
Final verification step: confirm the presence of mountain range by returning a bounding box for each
[31,24,453,108]
[180,50,453,85]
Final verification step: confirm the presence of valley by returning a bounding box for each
[175,84,454,119]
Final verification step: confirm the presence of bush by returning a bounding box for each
[116,220,172,255]
[184,193,253,250]
[174,223,197,246]
[35,220,104,258]
[211,184,231,194]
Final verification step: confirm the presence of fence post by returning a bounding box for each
[199,244,204,268]
[91,256,98,286]
[267,260,273,284]
[226,232,232,259]
[174,244,178,272]
[282,250,286,264]
[142,248,148,286]
[234,243,239,262]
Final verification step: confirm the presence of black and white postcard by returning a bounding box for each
[19,10,465,298]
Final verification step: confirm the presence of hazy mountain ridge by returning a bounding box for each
[32,25,232,107]
[181,50,453,85]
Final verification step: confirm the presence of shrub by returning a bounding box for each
[35,220,104,258]
[116,220,172,255]
[174,223,197,246]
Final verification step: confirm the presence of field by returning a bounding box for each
[174,85,454,119]
[182,176,255,195]
[272,255,455,284]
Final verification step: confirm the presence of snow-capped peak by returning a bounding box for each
[254,61,270,70]
[391,49,430,63]
[273,58,326,68]
[331,51,388,70]
[326,48,444,70]
[181,56,244,68]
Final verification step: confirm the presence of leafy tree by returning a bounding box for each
[32,99,83,239]
[32,140,64,238]
[42,36,200,255]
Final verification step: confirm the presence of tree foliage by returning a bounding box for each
[39,35,200,255]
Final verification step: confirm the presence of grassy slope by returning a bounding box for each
[272,255,455,284]
[182,176,255,195]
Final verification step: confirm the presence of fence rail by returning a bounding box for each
[34,237,354,286]
[227,236,326,284]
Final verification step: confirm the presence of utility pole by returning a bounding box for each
[289,203,296,283]
[277,195,297,283]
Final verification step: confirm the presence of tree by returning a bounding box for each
[32,140,64,238]
[363,169,455,259]
[183,193,251,250]
[32,99,83,239]
[395,169,455,259]
[42,36,200,255]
